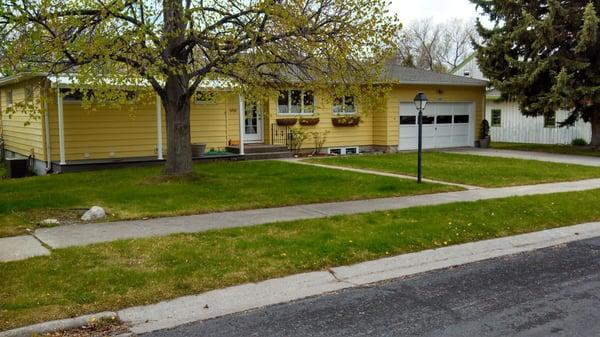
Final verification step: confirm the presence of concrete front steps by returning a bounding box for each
[226,143,293,160]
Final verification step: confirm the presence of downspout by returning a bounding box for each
[44,98,52,172]
[239,94,245,155]
[57,87,66,165]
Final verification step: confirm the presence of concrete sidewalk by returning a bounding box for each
[1,178,599,263]
[5,221,598,336]
[446,148,600,167]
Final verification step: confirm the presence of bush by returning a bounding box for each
[572,138,588,146]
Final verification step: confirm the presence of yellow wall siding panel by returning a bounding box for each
[0,81,45,160]
[266,90,374,150]
[6,82,485,163]
[386,85,486,147]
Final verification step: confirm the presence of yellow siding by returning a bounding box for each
[386,85,487,146]
[2,80,485,164]
[47,90,240,161]
[266,89,374,149]
[47,91,160,161]
[0,81,45,160]
[191,92,239,150]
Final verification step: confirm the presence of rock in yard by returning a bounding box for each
[40,218,61,226]
[81,206,106,221]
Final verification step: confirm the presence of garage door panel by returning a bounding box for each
[399,102,474,151]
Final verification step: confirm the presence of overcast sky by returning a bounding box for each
[388,0,483,25]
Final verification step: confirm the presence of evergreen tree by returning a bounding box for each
[471,0,600,146]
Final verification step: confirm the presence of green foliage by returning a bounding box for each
[492,142,600,156]
[572,138,589,146]
[471,0,600,144]
[2,188,600,329]
[308,152,600,187]
[481,119,491,138]
[0,0,402,173]
[308,129,330,155]
[289,127,309,155]
[0,160,454,237]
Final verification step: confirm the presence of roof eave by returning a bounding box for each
[0,73,48,88]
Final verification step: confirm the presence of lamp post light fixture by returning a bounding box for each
[413,92,428,183]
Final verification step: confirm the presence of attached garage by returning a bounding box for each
[398,102,476,151]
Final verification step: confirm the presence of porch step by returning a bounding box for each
[226,144,290,154]
[244,151,294,160]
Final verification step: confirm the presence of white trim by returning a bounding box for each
[44,98,52,170]
[327,147,360,155]
[242,102,264,144]
[57,89,66,165]
[155,94,164,160]
[238,94,245,155]
[276,89,315,116]
[398,101,476,151]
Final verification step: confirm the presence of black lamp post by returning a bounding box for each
[413,92,428,183]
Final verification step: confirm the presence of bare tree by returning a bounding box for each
[397,18,477,73]
[437,18,478,70]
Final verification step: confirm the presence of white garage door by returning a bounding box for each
[399,102,475,151]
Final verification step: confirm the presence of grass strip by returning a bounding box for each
[2,189,600,330]
[0,160,456,237]
[306,152,600,187]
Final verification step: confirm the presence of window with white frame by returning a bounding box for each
[333,95,356,115]
[5,89,13,107]
[194,91,217,104]
[25,85,34,101]
[491,109,501,127]
[278,90,314,114]
[544,111,556,128]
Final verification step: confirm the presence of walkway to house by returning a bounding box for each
[445,148,600,167]
[2,177,600,263]
[281,158,482,190]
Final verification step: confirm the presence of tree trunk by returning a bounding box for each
[161,0,193,175]
[163,75,193,175]
[592,112,600,147]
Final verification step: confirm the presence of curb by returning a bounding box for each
[4,222,600,336]
[0,312,118,337]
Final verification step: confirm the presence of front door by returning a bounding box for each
[244,102,263,143]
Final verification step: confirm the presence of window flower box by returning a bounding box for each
[276,118,298,126]
[299,117,320,126]
[331,116,360,127]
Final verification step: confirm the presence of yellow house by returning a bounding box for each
[0,66,487,175]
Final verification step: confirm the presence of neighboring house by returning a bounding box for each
[0,66,486,175]
[453,54,592,145]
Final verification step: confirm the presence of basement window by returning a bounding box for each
[328,147,359,155]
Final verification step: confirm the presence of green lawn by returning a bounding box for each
[306,152,600,187]
[492,142,600,157]
[0,160,456,238]
[2,189,600,330]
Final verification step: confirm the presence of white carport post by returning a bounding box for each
[56,88,66,165]
[238,94,245,155]
[155,93,164,160]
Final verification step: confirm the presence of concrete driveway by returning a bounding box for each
[446,148,600,167]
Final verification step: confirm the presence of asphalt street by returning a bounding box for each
[141,236,600,337]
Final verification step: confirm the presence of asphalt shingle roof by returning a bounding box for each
[383,65,488,87]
